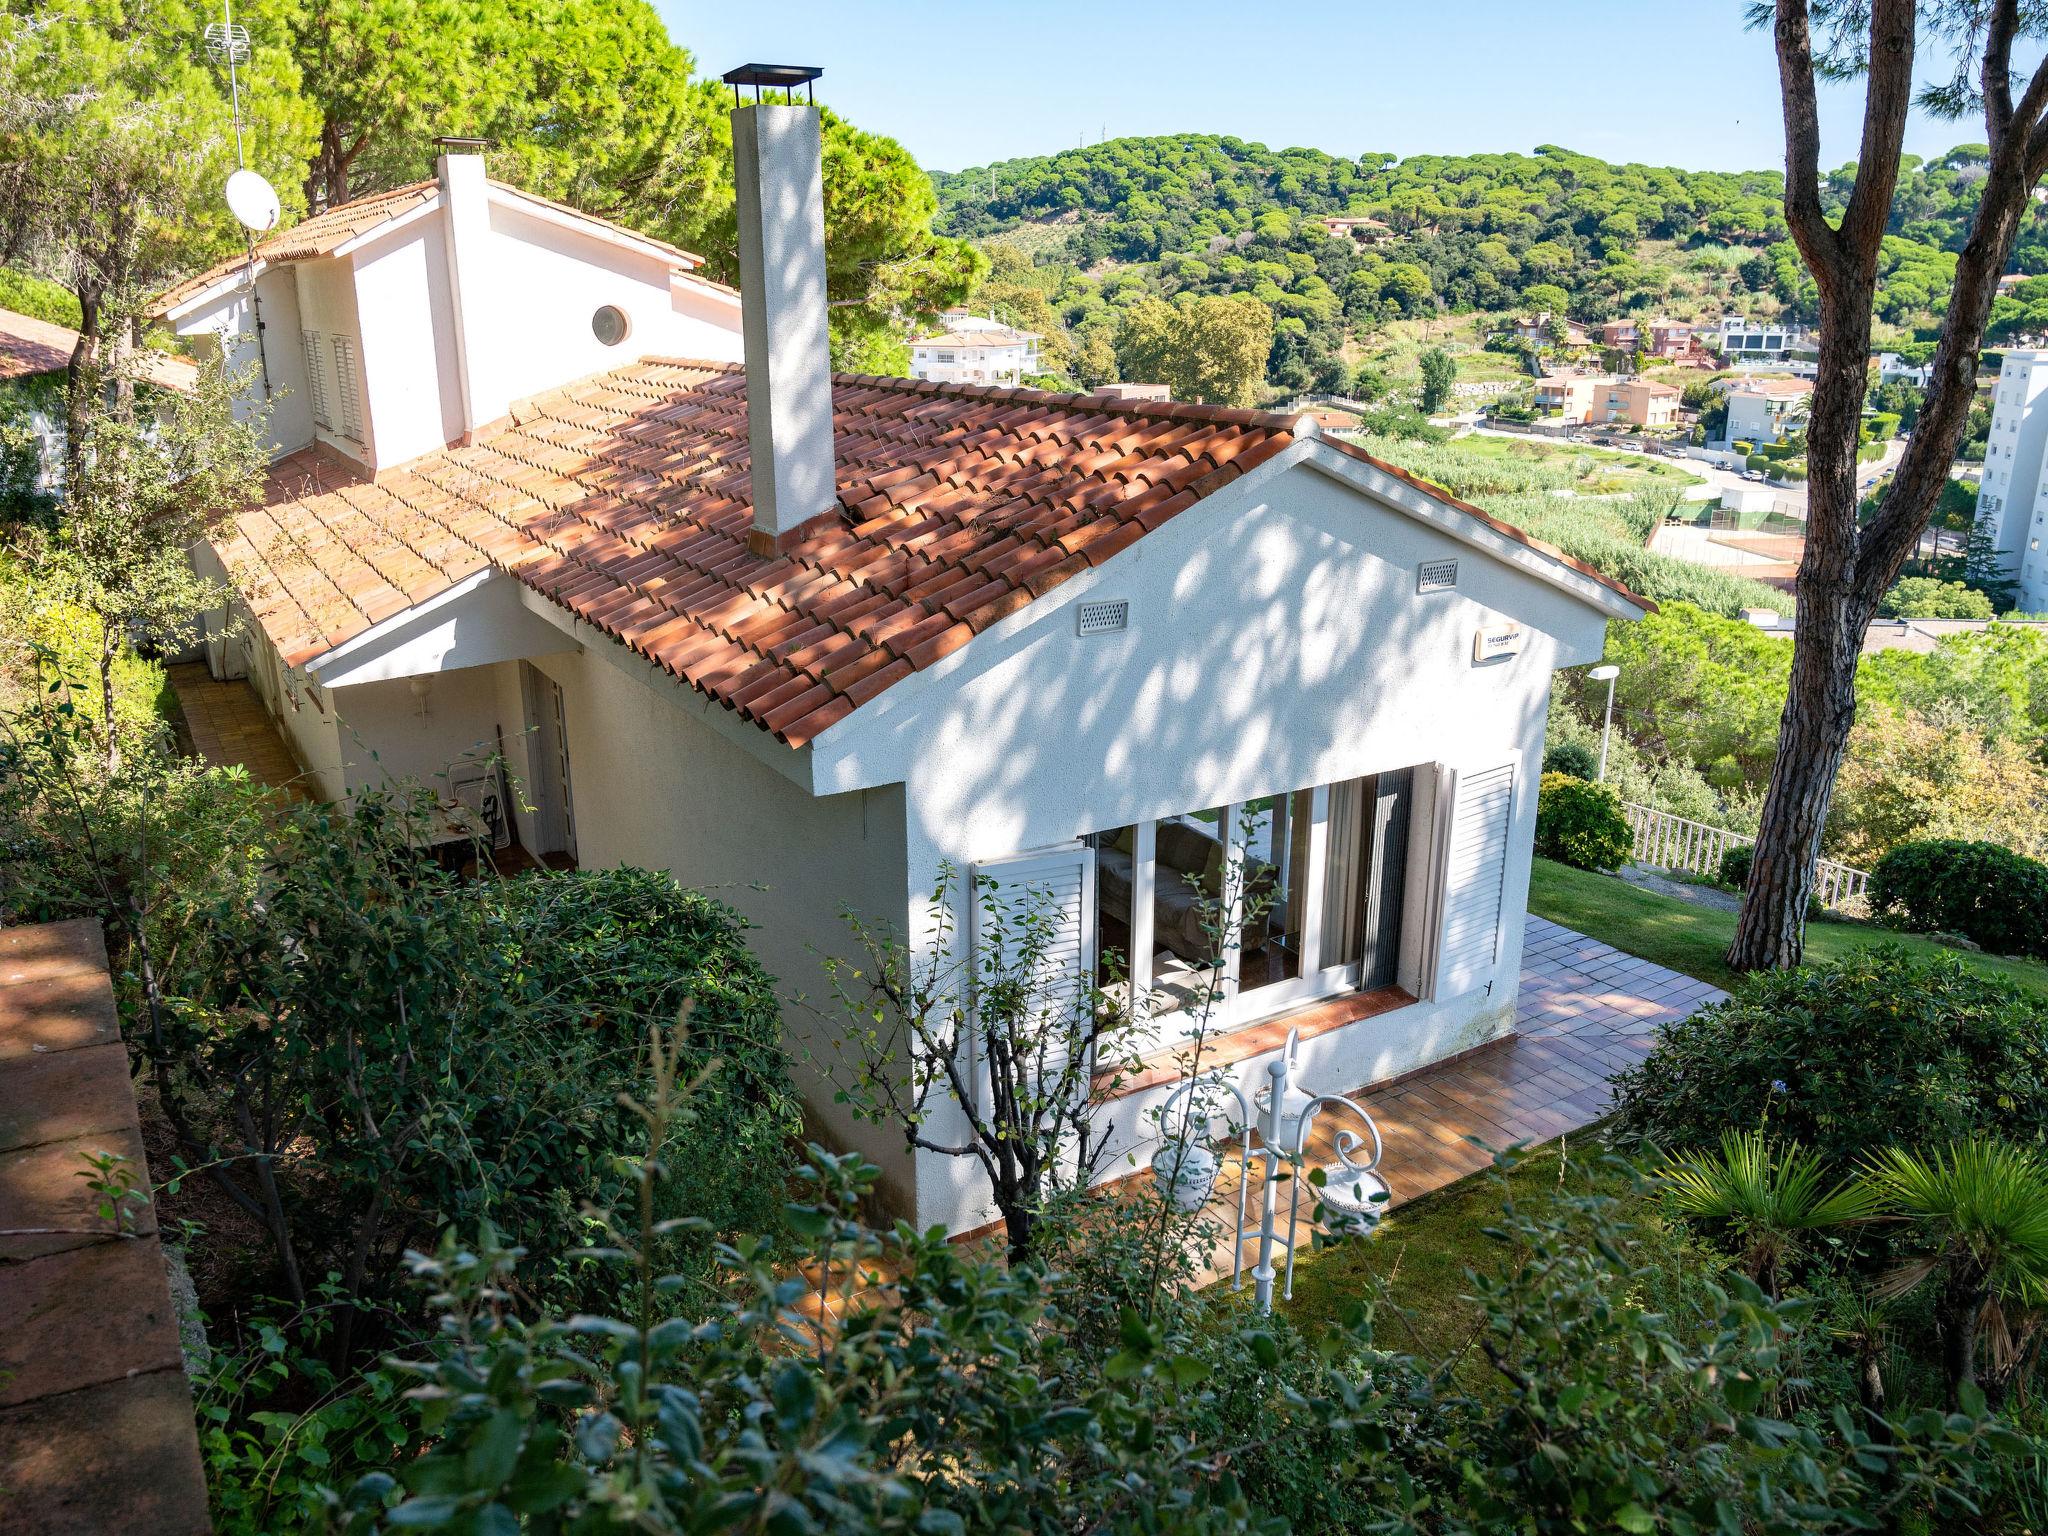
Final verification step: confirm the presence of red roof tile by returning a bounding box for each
[218,363,1648,750]
[0,306,198,392]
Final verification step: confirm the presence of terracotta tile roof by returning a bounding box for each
[150,182,440,316]
[0,306,198,392]
[149,179,712,317]
[218,365,1648,750]
[910,325,1039,348]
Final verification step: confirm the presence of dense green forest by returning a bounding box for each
[933,136,2048,397]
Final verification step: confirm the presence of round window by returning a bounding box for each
[591,305,630,346]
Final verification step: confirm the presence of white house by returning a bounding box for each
[908,311,1042,386]
[1721,377,1813,446]
[151,147,746,470]
[165,94,1649,1235]
[1716,314,1809,356]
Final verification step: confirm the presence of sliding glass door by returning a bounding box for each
[1090,767,1415,1045]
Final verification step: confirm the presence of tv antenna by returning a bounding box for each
[205,0,277,396]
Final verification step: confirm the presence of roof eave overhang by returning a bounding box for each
[159,262,269,327]
[1298,441,1650,623]
[329,195,444,259]
[488,185,702,273]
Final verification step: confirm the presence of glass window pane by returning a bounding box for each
[1238,791,1310,995]
[1149,809,1227,1021]
[1088,825,1137,996]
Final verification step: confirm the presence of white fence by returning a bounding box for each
[1622,802,1871,913]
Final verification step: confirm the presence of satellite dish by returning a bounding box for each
[225,168,280,233]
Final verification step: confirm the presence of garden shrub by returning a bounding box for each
[1717,842,1754,890]
[1612,946,2048,1168]
[1535,771,1633,871]
[1868,838,2048,959]
[1746,453,1773,474]
[1543,737,1599,780]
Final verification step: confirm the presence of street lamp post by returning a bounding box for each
[1149,1030,1389,1313]
[1589,663,1621,781]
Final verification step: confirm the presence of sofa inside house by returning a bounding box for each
[1094,820,1275,967]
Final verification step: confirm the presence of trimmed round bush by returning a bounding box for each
[1613,946,2048,1165]
[1868,838,2048,959]
[1543,738,1599,781]
[1717,843,1753,891]
[1535,771,1633,871]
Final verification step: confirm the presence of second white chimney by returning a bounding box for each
[727,74,837,557]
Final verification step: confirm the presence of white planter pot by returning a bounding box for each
[1152,1144,1219,1212]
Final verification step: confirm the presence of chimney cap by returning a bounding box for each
[433,135,494,150]
[721,63,822,105]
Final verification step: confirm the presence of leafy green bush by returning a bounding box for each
[1717,842,1754,890]
[1879,576,1997,619]
[1535,771,1633,871]
[1869,838,2048,959]
[1612,947,2048,1168]
[1746,453,1773,474]
[1543,737,1599,780]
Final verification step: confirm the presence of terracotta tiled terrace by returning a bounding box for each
[793,916,1728,1327]
[167,662,307,794]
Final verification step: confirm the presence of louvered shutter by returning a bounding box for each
[967,844,1097,1097]
[1433,761,1517,998]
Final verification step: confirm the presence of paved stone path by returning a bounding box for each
[168,661,306,792]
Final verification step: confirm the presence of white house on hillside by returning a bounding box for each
[161,90,1649,1236]
[909,310,1042,386]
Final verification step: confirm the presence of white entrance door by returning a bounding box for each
[521,663,578,861]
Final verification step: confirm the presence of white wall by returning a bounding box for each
[461,198,743,428]
[820,455,1610,1231]
[332,662,513,799]
[174,269,314,458]
[348,221,465,468]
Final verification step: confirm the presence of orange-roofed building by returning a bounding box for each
[162,100,1649,1236]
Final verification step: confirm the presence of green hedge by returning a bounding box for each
[1612,946,2048,1167]
[1869,839,2048,960]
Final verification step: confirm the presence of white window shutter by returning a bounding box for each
[1432,760,1517,998]
[966,843,1098,1085]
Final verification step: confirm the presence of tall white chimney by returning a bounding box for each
[434,137,497,442]
[725,66,837,557]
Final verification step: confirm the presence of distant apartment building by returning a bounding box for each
[1601,378,1680,427]
[1594,318,1690,355]
[1721,377,1814,445]
[1092,381,1171,402]
[1717,314,1809,356]
[1976,349,2048,611]
[1535,373,1610,422]
[1513,312,1592,347]
[1537,373,1677,428]
[909,309,1042,386]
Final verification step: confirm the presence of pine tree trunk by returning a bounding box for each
[1725,286,1875,973]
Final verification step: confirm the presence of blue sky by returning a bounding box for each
[660,1,2013,176]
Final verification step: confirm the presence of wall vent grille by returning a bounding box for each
[1418,559,1459,594]
[1076,599,1129,636]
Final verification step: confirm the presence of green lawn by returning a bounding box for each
[1283,1132,1676,1382]
[1528,857,2048,999]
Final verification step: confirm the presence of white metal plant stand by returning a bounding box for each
[1150,1029,1390,1312]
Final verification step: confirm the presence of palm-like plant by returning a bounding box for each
[1861,1141,2048,1407]
[1661,1131,1882,1298]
